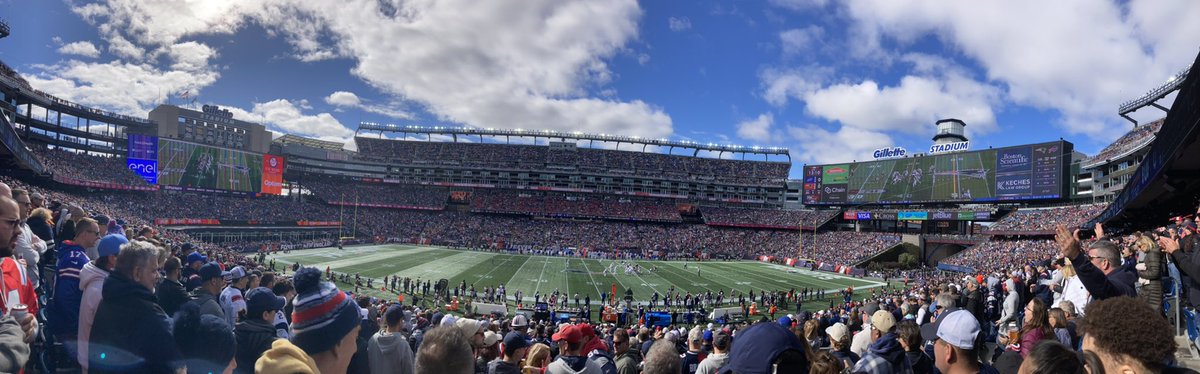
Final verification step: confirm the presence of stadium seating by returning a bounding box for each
[304,176,449,209]
[1085,119,1164,165]
[985,204,1107,234]
[355,137,789,184]
[469,189,681,222]
[791,231,903,266]
[701,206,837,229]
[29,145,150,187]
[941,238,1058,274]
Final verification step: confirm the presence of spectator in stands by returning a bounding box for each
[851,303,879,357]
[1133,235,1166,312]
[187,262,228,319]
[694,329,729,374]
[680,326,704,374]
[47,217,98,346]
[641,339,681,374]
[77,233,126,370]
[853,310,909,374]
[233,287,283,374]
[182,247,206,282]
[825,322,859,369]
[414,326,474,374]
[578,324,616,374]
[1077,297,1189,374]
[272,279,296,339]
[920,310,983,374]
[28,206,55,290]
[156,256,188,317]
[1055,226,1137,299]
[612,328,639,374]
[0,314,30,373]
[1016,341,1086,374]
[491,331,529,374]
[173,303,237,374]
[0,196,36,361]
[369,304,415,374]
[87,240,179,373]
[11,190,46,287]
[525,343,553,374]
[281,267,361,374]
[1004,299,1051,358]
[719,321,808,374]
[220,266,249,327]
[547,325,603,374]
[896,320,932,373]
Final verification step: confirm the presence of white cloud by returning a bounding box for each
[839,0,1200,141]
[105,34,146,60]
[779,26,823,57]
[24,60,219,115]
[786,125,893,164]
[166,41,217,71]
[64,0,673,139]
[324,90,411,119]
[736,113,775,142]
[668,16,692,31]
[325,91,361,107]
[759,66,829,107]
[57,41,100,58]
[803,71,1001,136]
[224,99,355,142]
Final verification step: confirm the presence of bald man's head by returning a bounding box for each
[0,182,10,198]
[0,196,19,256]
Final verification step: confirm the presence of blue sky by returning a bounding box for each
[2,0,1198,177]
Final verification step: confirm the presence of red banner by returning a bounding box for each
[261,155,285,195]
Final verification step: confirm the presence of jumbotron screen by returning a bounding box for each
[156,138,264,193]
[802,141,1071,205]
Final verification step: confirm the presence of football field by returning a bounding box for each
[268,244,885,312]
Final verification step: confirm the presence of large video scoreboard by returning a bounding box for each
[129,137,284,194]
[802,141,1071,205]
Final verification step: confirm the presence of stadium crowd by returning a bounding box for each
[701,207,837,228]
[1086,119,1164,165]
[29,145,149,187]
[304,176,449,209]
[940,239,1060,274]
[2,175,1196,374]
[792,232,903,265]
[355,137,789,184]
[470,190,682,222]
[985,204,1107,233]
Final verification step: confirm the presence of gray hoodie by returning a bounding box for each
[368,330,415,374]
[77,262,109,369]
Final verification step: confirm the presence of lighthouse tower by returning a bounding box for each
[932,118,968,145]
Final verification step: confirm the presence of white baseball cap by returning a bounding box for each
[920,310,980,350]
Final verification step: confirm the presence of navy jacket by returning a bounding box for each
[88,272,183,374]
[1070,252,1137,300]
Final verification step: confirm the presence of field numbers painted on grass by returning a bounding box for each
[528,279,548,283]
[812,274,837,280]
[735,282,751,285]
[692,283,709,287]
[640,283,658,287]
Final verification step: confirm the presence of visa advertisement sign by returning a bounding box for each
[127,158,158,184]
[856,212,872,220]
[261,154,285,195]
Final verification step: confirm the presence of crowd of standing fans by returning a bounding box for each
[701,207,836,228]
[1086,118,1164,165]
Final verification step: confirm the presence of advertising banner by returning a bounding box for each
[126,158,158,185]
[875,212,898,221]
[973,211,992,220]
[996,146,1032,174]
[996,174,1033,196]
[898,211,928,220]
[957,211,976,220]
[262,154,285,195]
[856,212,872,220]
[843,211,858,220]
[931,211,955,220]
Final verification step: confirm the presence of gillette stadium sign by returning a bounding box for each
[929,141,970,154]
[872,147,907,159]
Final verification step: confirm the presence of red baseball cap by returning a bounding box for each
[577,323,596,338]
[552,325,582,343]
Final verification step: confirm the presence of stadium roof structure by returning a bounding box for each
[1119,65,1192,125]
[273,134,345,151]
[356,122,792,159]
[1092,47,1200,229]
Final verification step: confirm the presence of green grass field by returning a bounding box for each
[267,244,886,313]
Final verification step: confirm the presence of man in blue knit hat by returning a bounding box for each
[258,266,360,374]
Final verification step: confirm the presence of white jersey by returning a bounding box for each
[219,286,247,327]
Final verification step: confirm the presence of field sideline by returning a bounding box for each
[268,244,887,312]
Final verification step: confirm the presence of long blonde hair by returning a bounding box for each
[1060,258,1076,278]
[523,343,551,374]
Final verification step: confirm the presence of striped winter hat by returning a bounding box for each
[289,267,361,355]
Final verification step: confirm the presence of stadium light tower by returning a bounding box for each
[932,118,968,145]
[0,19,10,40]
